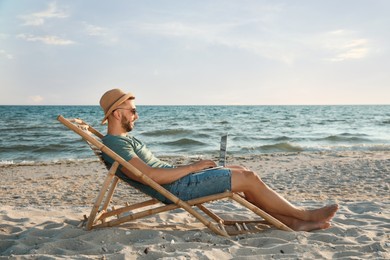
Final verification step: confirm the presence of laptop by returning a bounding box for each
[194,134,228,173]
[218,134,228,167]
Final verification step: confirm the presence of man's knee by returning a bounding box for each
[242,170,263,184]
[232,169,264,192]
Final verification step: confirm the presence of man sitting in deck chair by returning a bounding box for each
[99,88,338,232]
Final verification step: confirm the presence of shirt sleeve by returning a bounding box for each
[102,135,137,165]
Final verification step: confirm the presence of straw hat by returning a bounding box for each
[99,88,135,124]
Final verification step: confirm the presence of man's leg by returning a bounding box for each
[230,169,338,231]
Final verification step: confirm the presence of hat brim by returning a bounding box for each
[101,92,134,124]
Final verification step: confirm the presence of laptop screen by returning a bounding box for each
[218,134,228,167]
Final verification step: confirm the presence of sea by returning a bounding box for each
[1,105,390,164]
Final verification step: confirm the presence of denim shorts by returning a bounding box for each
[117,168,232,204]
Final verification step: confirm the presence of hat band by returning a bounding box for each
[105,94,126,115]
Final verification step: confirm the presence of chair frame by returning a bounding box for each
[57,115,293,236]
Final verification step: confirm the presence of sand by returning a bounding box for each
[1,151,389,259]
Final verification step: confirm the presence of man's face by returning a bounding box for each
[117,99,138,132]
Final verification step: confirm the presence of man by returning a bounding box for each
[100,88,338,231]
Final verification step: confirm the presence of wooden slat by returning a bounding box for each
[231,193,293,232]
[85,162,119,230]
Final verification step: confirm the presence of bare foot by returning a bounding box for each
[291,220,331,232]
[266,212,334,232]
[305,204,339,222]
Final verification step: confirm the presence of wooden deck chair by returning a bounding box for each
[57,115,293,236]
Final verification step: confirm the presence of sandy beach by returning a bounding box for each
[1,151,389,259]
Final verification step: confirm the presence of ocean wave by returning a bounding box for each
[142,129,193,136]
[320,133,372,143]
[1,125,57,131]
[241,142,304,153]
[163,138,206,147]
[273,136,292,142]
[193,133,212,139]
[0,143,82,153]
[0,157,99,166]
[0,144,41,152]
[217,120,229,125]
[260,142,304,152]
[32,144,87,153]
[233,136,296,145]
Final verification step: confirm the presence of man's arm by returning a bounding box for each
[121,157,217,185]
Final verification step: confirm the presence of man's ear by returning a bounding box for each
[112,110,121,121]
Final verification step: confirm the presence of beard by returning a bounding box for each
[121,117,134,132]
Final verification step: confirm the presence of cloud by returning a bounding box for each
[130,20,296,64]
[19,2,68,26]
[0,50,13,60]
[84,24,107,37]
[29,95,44,104]
[83,23,119,44]
[216,36,296,65]
[332,39,369,61]
[133,21,209,38]
[320,30,370,62]
[17,34,75,45]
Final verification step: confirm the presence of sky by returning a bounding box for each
[0,0,389,105]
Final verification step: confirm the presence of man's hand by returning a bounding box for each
[191,160,217,172]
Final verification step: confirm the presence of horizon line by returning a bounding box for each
[1,103,389,106]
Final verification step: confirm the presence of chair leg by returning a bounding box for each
[231,193,293,232]
[86,162,119,230]
[197,204,225,224]
[101,176,119,213]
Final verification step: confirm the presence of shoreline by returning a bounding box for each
[1,151,389,258]
[2,145,390,166]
